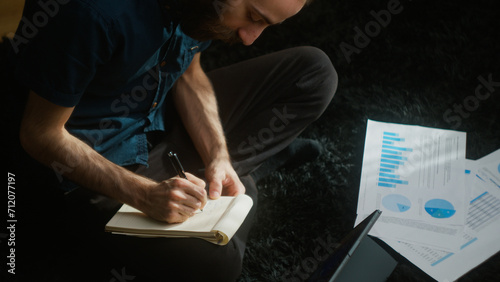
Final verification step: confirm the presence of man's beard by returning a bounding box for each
[178,0,242,44]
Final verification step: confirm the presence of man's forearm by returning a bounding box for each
[172,54,246,198]
[173,54,230,165]
[21,126,154,208]
[20,90,207,223]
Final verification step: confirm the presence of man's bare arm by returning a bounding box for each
[19,91,206,223]
[173,53,245,199]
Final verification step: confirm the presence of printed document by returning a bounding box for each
[357,120,467,225]
[381,155,500,281]
[356,120,467,251]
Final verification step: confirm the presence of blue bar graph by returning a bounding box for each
[381,159,403,165]
[382,145,413,152]
[379,178,409,185]
[378,131,411,188]
[379,173,400,179]
[382,149,402,155]
[383,136,405,142]
[381,154,407,161]
[383,132,398,136]
[378,182,396,188]
[380,163,398,169]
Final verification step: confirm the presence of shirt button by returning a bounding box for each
[152,102,158,109]
[160,61,166,67]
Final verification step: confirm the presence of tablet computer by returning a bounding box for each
[308,210,397,282]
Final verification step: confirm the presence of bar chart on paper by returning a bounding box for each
[359,120,467,225]
[377,131,412,188]
[467,191,500,231]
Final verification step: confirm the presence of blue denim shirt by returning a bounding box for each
[11,0,211,171]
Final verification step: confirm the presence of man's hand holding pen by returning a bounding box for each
[138,152,244,223]
[140,173,207,223]
[135,152,207,223]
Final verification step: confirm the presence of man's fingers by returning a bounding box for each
[183,173,207,207]
[185,172,205,187]
[166,174,206,210]
[209,179,222,199]
[163,192,202,223]
[145,176,208,223]
[221,176,245,196]
[177,199,200,216]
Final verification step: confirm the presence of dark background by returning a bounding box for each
[201,0,500,281]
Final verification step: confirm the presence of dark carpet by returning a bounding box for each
[200,0,500,281]
[2,0,499,281]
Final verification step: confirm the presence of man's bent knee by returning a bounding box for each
[293,46,338,119]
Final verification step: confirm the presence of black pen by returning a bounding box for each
[168,152,204,212]
[168,151,187,179]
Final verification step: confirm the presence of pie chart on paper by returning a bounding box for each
[382,194,411,213]
[424,199,456,219]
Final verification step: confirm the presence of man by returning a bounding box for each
[7,0,337,280]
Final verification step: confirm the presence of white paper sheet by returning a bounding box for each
[356,212,464,251]
[357,120,467,226]
[380,157,500,281]
[475,148,500,192]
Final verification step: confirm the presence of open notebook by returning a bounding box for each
[105,194,253,245]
